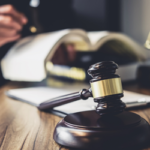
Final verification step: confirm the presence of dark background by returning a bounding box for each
[0,0,121,85]
[0,0,121,58]
[72,0,121,32]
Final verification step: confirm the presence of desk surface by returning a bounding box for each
[0,82,150,150]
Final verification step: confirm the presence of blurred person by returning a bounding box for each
[0,0,77,46]
[0,0,77,84]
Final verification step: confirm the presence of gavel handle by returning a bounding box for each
[38,89,92,110]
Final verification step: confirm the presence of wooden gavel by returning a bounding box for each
[51,61,150,150]
[39,61,125,116]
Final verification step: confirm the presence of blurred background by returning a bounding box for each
[73,0,150,45]
[1,0,150,85]
[1,0,149,46]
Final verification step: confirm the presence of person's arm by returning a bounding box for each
[0,4,28,47]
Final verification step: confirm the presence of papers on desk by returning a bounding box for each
[6,86,150,117]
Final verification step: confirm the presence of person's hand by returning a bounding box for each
[0,5,28,47]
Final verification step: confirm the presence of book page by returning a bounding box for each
[87,31,109,45]
[1,30,70,81]
[1,29,89,81]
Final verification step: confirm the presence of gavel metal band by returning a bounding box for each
[91,78,123,98]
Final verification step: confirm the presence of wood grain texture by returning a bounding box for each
[0,81,149,150]
[0,82,61,150]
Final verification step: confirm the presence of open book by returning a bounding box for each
[1,29,149,82]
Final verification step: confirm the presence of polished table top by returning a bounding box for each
[0,81,150,150]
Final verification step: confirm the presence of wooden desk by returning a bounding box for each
[0,82,150,150]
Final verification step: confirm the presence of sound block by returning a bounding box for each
[54,111,150,150]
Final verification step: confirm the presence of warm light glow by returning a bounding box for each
[30,26,37,33]
[47,65,86,81]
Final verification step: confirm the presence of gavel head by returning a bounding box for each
[88,61,126,116]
